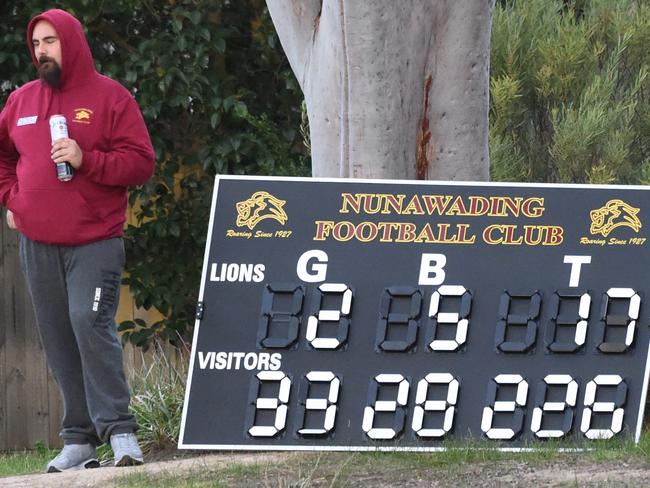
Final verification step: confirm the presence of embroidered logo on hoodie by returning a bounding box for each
[73,108,93,124]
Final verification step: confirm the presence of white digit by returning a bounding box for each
[298,371,341,435]
[547,291,591,353]
[580,375,627,440]
[606,288,640,347]
[531,374,578,438]
[362,374,410,440]
[428,285,470,351]
[248,371,291,437]
[306,283,353,349]
[575,293,591,346]
[411,373,459,438]
[481,374,529,440]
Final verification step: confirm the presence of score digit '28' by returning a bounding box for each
[247,250,641,442]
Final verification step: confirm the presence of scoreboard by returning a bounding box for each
[179,176,650,450]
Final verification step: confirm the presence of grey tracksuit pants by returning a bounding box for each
[19,235,137,446]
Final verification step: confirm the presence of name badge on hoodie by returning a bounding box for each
[17,116,38,126]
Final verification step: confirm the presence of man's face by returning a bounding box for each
[32,20,62,87]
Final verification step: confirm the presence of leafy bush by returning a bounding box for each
[490,0,649,184]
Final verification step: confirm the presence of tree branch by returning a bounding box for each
[266,0,322,88]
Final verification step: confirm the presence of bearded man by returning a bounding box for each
[0,9,155,472]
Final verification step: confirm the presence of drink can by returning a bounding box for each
[49,115,74,182]
[49,114,69,141]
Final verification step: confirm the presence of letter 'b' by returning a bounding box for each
[418,253,446,285]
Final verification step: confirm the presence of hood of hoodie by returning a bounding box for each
[27,9,96,90]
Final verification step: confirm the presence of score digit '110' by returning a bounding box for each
[239,250,644,443]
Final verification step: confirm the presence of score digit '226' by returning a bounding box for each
[179,176,650,451]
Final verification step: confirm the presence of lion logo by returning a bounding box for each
[590,199,642,237]
[236,191,288,229]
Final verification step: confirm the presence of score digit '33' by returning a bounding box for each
[179,176,650,451]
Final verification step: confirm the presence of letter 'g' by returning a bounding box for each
[418,253,446,285]
[297,250,329,283]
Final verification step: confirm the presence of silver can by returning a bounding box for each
[49,114,74,182]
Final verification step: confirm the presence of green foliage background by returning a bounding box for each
[1,0,649,349]
[0,0,309,348]
[491,0,650,184]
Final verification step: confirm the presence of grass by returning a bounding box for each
[127,344,188,455]
[109,433,650,488]
[0,441,56,477]
[115,462,263,488]
[2,432,650,484]
[116,427,644,486]
[112,455,364,488]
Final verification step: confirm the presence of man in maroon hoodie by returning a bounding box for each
[0,9,155,471]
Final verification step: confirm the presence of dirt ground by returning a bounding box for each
[0,453,283,488]
[1,452,649,487]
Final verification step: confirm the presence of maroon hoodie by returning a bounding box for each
[0,9,154,245]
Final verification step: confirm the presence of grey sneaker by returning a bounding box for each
[110,433,144,467]
[47,443,99,473]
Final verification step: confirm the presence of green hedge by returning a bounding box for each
[491,0,650,184]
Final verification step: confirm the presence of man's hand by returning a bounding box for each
[6,209,16,229]
[51,138,83,169]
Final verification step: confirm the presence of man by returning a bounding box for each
[0,9,155,472]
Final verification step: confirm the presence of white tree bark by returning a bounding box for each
[266,0,494,181]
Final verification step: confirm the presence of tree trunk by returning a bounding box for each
[266,0,494,181]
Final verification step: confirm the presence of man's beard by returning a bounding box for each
[38,56,62,88]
